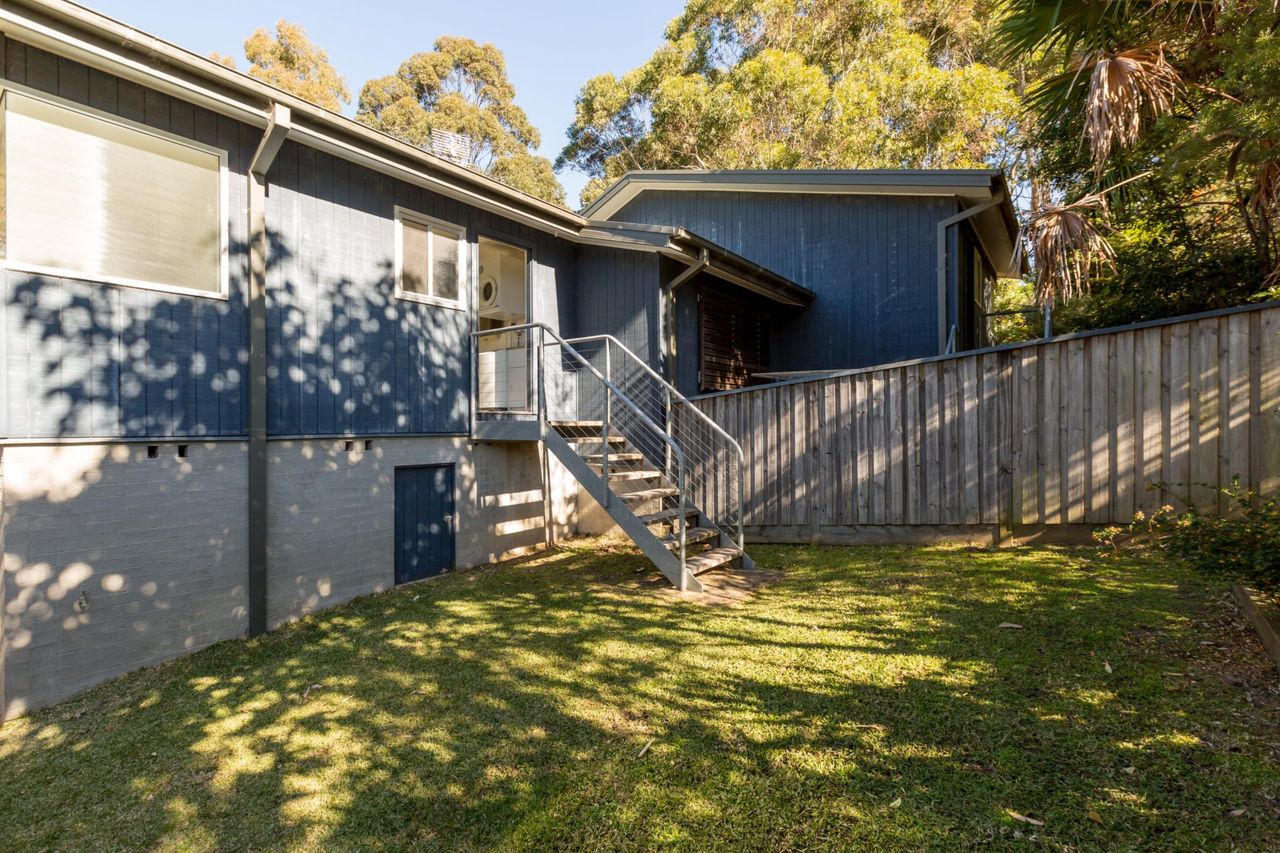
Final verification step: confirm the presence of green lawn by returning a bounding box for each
[2,539,1278,851]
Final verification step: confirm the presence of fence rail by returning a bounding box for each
[689,303,1280,538]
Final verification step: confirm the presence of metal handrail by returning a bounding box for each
[563,332,746,551]
[564,334,746,457]
[472,324,685,468]
[472,323,691,570]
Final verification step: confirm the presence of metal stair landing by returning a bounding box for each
[474,324,749,592]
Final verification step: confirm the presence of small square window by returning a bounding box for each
[395,208,466,308]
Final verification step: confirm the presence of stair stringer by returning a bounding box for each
[542,426,703,593]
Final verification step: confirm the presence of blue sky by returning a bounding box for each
[92,0,684,203]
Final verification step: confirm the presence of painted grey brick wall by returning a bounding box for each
[266,437,577,628]
[0,437,580,718]
[0,442,249,719]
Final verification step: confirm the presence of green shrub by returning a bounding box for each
[1129,479,1280,590]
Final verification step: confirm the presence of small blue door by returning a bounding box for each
[394,464,455,584]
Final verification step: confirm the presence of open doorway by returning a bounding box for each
[476,237,530,411]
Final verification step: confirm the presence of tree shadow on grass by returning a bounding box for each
[0,542,1277,850]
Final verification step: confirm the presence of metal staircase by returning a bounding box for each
[472,323,750,592]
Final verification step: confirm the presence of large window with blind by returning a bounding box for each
[394,207,467,309]
[1,88,228,297]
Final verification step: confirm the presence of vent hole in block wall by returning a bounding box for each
[147,445,159,459]
[345,440,355,452]
[364,439,373,451]
[178,444,189,458]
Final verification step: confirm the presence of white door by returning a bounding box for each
[477,238,529,411]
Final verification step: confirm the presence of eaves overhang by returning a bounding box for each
[0,0,587,239]
[582,220,815,308]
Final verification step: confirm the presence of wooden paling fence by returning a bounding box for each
[689,303,1280,542]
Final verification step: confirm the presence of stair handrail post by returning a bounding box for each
[602,339,611,508]
[677,452,689,590]
[736,442,745,551]
[536,327,546,428]
[566,333,746,551]
[470,322,479,434]
[664,385,673,483]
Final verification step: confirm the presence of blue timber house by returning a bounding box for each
[0,0,1019,718]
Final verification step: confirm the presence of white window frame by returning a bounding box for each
[393,206,468,310]
[0,80,231,301]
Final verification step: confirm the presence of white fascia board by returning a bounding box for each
[585,174,1001,219]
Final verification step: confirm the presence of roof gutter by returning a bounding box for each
[670,231,813,307]
[936,194,1002,354]
[0,0,586,238]
[0,2,269,126]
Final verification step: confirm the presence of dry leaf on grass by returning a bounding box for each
[1104,660,1113,674]
[1087,810,1103,824]
[637,738,655,758]
[889,797,902,808]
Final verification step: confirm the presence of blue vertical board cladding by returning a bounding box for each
[671,277,702,398]
[564,245,665,431]
[613,190,957,371]
[569,246,661,369]
[264,140,576,436]
[1,37,251,439]
[0,37,578,440]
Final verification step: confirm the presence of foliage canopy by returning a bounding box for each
[558,0,1019,208]
[998,0,1280,327]
[357,37,566,206]
[211,20,350,112]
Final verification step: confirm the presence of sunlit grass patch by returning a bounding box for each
[1,540,1277,850]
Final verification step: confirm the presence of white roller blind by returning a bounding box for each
[3,91,223,295]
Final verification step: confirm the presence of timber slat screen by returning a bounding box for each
[689,303,1280,534]
[699,286,770,392]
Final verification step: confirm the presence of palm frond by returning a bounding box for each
[1018,194,1117,307]
[1084,47,1181,168]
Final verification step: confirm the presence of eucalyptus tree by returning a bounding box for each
[212,20,350,112]
[357,37,565,205]
[558,0,1019,207]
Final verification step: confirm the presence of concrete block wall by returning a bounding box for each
[266,437,578,628]
[0,437,580,719]
[0,441,250,720]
